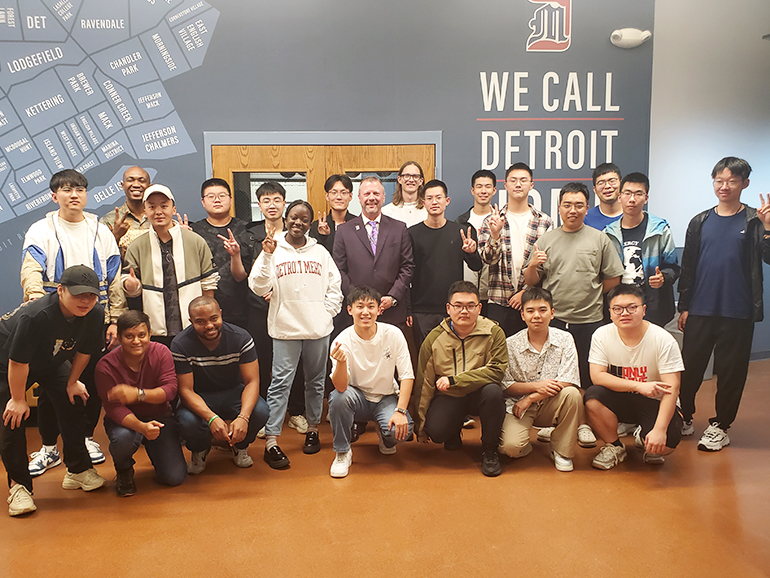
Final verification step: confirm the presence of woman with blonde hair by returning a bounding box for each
[382,161,428,227]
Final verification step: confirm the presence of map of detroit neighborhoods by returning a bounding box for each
[0,0,219,224]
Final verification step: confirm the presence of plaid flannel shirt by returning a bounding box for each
[478,204,553,307]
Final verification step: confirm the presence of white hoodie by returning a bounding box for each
[249,232,343,340]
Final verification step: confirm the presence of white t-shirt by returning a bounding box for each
[506,210,531,287]
[57,217,94,268]
[331,322,414,402]
[588,322,684,391]
[464,209,491,299]
[382,201,427,228]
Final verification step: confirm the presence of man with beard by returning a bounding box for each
[172,296,269,474]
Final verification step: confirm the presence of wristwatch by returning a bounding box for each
[388,296,398,307]
[395,407,408,415]
[137,388,146,402]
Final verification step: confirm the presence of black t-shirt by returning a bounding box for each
[0,292,104,373]
[170,322,257,394]
[159,237,183,336]
[408,221,482,314]
[191,217,255,327]
[620,214,647,286]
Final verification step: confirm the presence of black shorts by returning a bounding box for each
[584,385,683,448]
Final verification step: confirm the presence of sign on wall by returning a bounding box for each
[0,0,654,312]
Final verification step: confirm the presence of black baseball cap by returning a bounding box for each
[59,265,100,296]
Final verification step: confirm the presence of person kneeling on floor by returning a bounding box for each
[414,281,508,477]
[499,287,581,472]
[327,286,414,478]
[95,310,187,496]
[172,296,269,475]
[585,284,684,470]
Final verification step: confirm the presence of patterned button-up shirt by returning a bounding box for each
[478,204,553,307]
[501,327,580,412]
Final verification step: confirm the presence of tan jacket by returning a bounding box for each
[414,316,508,435]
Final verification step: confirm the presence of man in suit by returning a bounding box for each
[333,176,414,329]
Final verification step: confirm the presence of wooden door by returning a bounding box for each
[211,144,435,216]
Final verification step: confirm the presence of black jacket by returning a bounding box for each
[678,206,770,322]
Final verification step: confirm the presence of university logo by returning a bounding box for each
[526,0,572,53]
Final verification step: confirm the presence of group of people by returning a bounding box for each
[1,156,767,517]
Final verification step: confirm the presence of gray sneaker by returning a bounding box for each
[681,420,694,436]
[698,423,730,452]
[62,468,106,491]
[8,485,36,517]
[188,449,209,475]
[591,444,627,470]
[232,447,253,468]
[536,427,554,443]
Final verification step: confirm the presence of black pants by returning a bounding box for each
[487,302,526,337]
[1,362,92,492]
[37,348,103,444]
[551,319,604,390]
[424,384,506,452]
[412,313,445,345]
[680,315,754,429]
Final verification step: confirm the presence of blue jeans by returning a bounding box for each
[328,387,414,452]
[266,336,329,436]
[104,416,187,486]
[176,389,269,451]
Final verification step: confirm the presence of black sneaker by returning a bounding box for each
[303,431,321,455]
[481,450,502,477]
[263,446,290,469]
[350,422,361,444]
[115,468,136,497]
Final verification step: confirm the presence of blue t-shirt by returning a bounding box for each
[170,322,257,394]
[689,209,752,319]
[584,206,621,231]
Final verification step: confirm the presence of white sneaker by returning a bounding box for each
[85,437,106,465]
[592,443,627,470]
[287,414,308,434]
[577,424,597,448]
[256,426,266,439]
[681,420,694,436]
[233,447,253,468]
[376,427,397,455]
[8,485,36,517]
[698,423,730,452]
[28,446,61,477]
[617,423,637,437]
[62,467,106,491]
[330,449,353,478]
[634,426,665,464]
[188,449,209,474]
[536,427,554,443]
[551,450,573,472]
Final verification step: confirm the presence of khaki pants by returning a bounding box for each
[499,387,581,458]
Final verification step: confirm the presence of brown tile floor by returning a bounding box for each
[2,363,770,578]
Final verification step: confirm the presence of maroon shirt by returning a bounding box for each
[95,342,178,424]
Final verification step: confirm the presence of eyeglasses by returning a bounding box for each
[610,304,640,315]
[203,193,230,201]
[713,179,743,188]
[327,189,351,197]
[259,197,284,206]
[399,174,423,182]
[448,302,480,312]
[595,178,619,188]
[560,202,587,210]
[59,187,87,194]
[506,178,531,185]
[620,191,647,199]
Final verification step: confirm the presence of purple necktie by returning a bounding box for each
[368,220,378,255]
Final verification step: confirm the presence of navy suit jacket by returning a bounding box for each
[333,214,414,325]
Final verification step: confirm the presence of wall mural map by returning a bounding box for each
[0,0,219,224]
